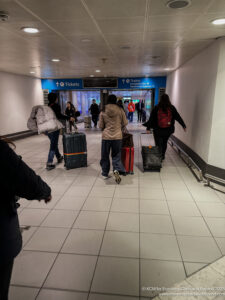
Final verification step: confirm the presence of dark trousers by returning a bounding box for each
[153,129,172,159]
[128,112,134,122]
[0,259,14,300]
[47,130,61,163]
[100,140,125,176]
[92,115,98,127]
[137,110,142,122]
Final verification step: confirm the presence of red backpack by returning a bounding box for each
[157,108,172,128]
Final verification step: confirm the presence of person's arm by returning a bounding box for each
[173,106,186,129]
[98,112,105,129]
[53,104,70,121]
[145,107,157,130]
[1,142,51,201]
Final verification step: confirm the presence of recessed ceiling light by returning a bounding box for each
[167,0,191,9]
[21,27,39,33]
[81,39,91,42]
[95,70,101,73]
[90,75,94,77]
[211,18,225,25]
[30,71,35,74]
[52,58,60,62]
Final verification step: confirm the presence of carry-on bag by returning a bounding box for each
[141,133,162,172]
[84,116,92,128]
[63,131,87,170]
[121,147,134,174]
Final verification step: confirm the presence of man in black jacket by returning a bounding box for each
[89,99,100,128]
[144,94,186,160]
[0,138,51,300]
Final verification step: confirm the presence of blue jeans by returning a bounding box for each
[47,130,61,164]
[100,140,125,176]
[128,112,133,122]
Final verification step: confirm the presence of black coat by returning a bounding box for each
[89,103,99,115]
[144,105,186,133]
[65,107,76,118]
[49,103,69,121]
[0,140,51,261]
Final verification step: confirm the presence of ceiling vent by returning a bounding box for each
[167,0,191,9]
[0,11,9,22]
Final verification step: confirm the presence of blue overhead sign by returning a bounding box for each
[118,77,166,89]
[42,78,83,90]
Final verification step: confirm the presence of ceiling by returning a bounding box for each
[0,0,225,78]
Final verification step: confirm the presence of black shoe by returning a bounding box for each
[119,171,127,176]
[46,163,55,171]
[57,156,64,164]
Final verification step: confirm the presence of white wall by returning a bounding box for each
[0,71,43,135]
[166,40,220,163]
[208,39,225,169]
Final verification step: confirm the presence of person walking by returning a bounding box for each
[128,100,135,122]
[47,93,74,170]
[99,94,128,183]
[89,99,100,128]
[65,101,77,132]
[144,93,186,160]
[0,137,51,300]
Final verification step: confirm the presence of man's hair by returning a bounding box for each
[107,94,117,104]
[48,92,57,104]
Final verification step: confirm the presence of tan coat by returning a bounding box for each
[99,104,128,140]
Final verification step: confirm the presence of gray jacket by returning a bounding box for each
[27,105,64,134]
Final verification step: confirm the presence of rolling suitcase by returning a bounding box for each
[63,132,87,170]
[121,147,134,174]
[141,133,162,172]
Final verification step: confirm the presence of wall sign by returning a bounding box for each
[41,79,83,90]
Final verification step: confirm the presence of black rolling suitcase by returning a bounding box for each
[63,132,87,170]
[141,133,162,172]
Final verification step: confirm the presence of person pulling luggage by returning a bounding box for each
[65,101,77,132]
[144,93,186,160]
[99,94,128,183]
[47,93,75,170]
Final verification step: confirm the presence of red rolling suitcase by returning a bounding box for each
[121,147,134,174]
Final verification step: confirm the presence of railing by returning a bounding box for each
[169,139,203,181]
[169,138,225,193]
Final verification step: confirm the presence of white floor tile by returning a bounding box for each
[140,200,169,215]
[172,216,211,236]
[89,187,115,198]
[140,188,166,200]
[141,233,181,261]
[61,229,104,255]
[114,187,139,199]
[9,286,39,300]
[11,251,57,287]
[91,257,139,296]
[107,212,139,232]
[74,211,108,230]
[184,262,207,276]
[111,198,139,213]
[178,236,222,263]
[19,209,50,226]
[41,210,79,228]
[55,195,86,210]
[140,214,174,234]
[37,289,88,300]
[168,201,201,217]
[24,227,69,252]
[89,294,139,300]
[100,231,139,258]
[197,203,225,217]
[83,197,112,212]
[141,260,186,297]
[44,254,97,291]
[164,189,194,202]
[64,186,92,197]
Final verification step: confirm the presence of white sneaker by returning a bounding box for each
[113,170,121,184]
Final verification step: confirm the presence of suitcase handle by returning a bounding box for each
[140,132,154,147]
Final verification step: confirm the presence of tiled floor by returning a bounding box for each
[10,123,225,299]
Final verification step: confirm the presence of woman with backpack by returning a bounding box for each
[144,94,186,160]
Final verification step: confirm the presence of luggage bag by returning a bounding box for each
[121,147,134,174]
[141,133,162,172]
[63,132,87,170]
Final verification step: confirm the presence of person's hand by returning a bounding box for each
[44,195,52,203]
[70,117,75,122]
[146,130,151,134]
[184,127,187,132]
